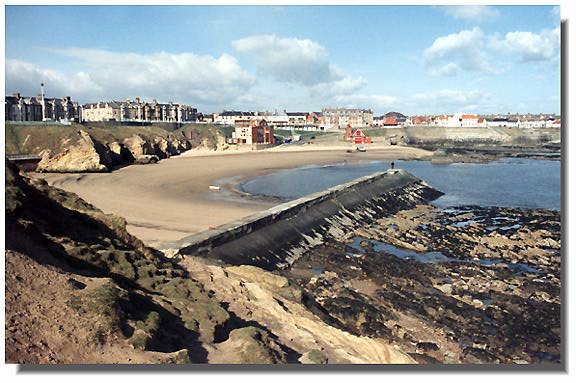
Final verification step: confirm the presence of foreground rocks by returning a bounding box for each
[287,205,561,364]
[6,162,414,364]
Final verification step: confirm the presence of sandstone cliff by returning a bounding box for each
[37,130,112,172]
[36,131,197,172]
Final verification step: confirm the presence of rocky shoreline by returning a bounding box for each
[285,204,561,364]
[421,145,561,164]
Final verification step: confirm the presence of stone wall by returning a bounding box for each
[167,169,442,270]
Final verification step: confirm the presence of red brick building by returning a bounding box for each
[233,119,275,145]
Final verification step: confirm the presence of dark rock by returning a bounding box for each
[416,342,440,352]
[67,278,86,290]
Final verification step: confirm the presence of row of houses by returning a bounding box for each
[212,108,373,130]
[81,98,199,122]
[372,112,561,129]
[426,113,561,129]
[5,87,561,129]
[5,88,199,123]
[5,93,80,123]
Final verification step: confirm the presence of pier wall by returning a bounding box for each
[167,169,442,270]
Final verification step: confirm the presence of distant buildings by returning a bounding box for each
[231,119,275,145]
[214,110,311,129]
[373,112,407,127]
[82,98,198,122]
[320,108,373,130]
[5,92,80,123]
[5,85,561,130]
[424,113,561,129]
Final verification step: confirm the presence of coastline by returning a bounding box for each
[37,145,432,248]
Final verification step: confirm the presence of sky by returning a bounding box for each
[4,4,562,116]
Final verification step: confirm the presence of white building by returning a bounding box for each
[435,113,479,127]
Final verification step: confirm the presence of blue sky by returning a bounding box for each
[5,4,561,115]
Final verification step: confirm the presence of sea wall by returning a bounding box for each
[167,169,443,270]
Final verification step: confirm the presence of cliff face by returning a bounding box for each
[36,130,198,172]
[5,161,414,365]
[6,123,230,173]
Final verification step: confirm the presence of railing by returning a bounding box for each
[5,154,42,161]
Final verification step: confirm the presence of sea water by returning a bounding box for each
[241,158,561,211]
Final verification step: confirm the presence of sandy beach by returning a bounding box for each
[39,145,432,248]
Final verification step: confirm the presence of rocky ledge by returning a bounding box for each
[36,130,203,173]
[286,204,561,364]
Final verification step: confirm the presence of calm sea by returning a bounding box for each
[240,158,561,211]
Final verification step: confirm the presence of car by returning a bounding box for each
[356,145,367,152]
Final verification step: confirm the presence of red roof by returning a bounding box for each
[384,116,397,125]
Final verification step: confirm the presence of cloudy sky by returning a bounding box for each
[5,4,561,115]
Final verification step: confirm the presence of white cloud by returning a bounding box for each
[5,59,102,99]
[488,28,560,62]
[430,62,461,77]
[424,27,495,75]
[443,5,500,23]
[310,66,366,97]
[232,34,365,93]
[333,94,397,110]
[232,34,333,85]
[6,49,256,110]
[411,89,493,113]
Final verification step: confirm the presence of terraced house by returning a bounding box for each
[320,108,374,130]
[5,92,80,122]
[82,98,198,122]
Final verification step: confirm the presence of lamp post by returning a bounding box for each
[40,83,46,121]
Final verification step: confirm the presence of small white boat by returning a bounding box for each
[209,185,221,191]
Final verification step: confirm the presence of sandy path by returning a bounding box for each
[39,146,431,248]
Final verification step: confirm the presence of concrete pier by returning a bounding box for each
[164,169,443,270]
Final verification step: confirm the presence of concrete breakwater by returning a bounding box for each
[166,169,443,270]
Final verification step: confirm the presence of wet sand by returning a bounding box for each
[39,146,432,248]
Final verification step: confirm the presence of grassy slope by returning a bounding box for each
[5,161,230,361]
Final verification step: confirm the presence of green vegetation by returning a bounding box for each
[89,282,123,331]
[129,329,150,350]
[229,326,287,364]
[164,350,192,364]
[306,349,328,364]
[5,162,230,351]
[5,163,25,215]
